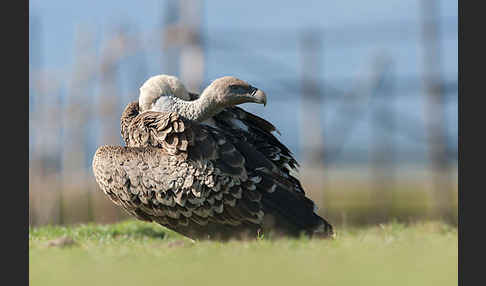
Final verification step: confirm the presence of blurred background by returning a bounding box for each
[29,0,457,227]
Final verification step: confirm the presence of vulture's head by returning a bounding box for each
[137,74,267,121]
[204,76,267,107]
[138,74,191,112]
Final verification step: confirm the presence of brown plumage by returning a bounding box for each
[92,75,334,240]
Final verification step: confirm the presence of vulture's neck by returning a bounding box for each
[165,88,223,122]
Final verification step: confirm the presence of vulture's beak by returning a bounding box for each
[253,89,267,106]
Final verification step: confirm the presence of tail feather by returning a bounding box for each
[311,214,334,238]
[257,177,334,238]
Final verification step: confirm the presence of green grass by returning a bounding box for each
[30,220,457,286]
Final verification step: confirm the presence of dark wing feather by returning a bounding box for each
[210,107,333,237]
[212,107,304,191]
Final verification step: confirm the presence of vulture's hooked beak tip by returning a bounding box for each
[254,89,267,107]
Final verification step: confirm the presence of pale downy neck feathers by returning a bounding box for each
[138,75,192,112]
[154,89,224,122]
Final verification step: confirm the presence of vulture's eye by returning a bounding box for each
[249,86,258,96]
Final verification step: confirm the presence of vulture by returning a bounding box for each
[92,75,334,241]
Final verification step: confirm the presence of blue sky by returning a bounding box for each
[29,0,457,70]
[29,0,458,165]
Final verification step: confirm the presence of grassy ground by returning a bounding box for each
[30,220,457,286]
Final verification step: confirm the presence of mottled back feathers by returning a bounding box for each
[93,86,333,240]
